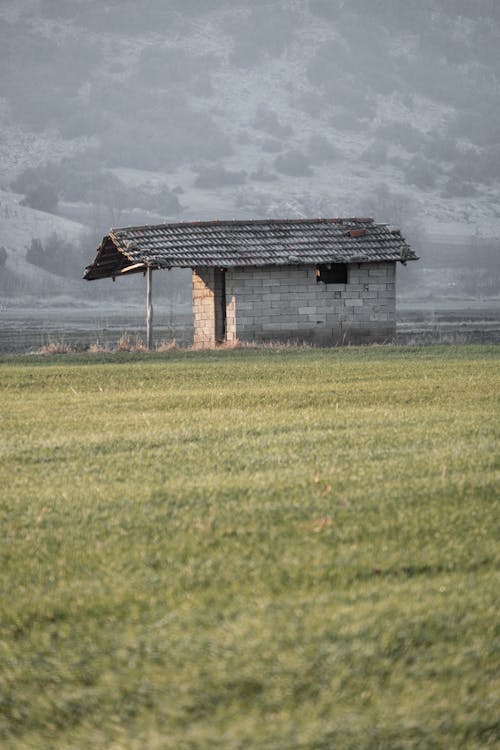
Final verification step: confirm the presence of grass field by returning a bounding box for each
[1,345,499,749]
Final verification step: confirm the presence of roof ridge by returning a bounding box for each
[111,217,376,233]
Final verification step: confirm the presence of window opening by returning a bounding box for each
[316,263,348,284]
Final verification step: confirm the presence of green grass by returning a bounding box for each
[1,345,499,749]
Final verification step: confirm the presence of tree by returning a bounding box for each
[21,183,58,214]
[25,234,82,278]
[26,238,45,267]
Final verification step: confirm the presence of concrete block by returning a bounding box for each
[368,267,390,277]
[346,284,364,292]
[343,291,360,299]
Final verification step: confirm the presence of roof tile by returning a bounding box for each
[84,218,417,280]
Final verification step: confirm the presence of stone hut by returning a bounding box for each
[84,217,417,347]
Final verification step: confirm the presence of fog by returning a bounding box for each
[0,0,499,310]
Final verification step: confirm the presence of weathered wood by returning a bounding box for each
[121,262,146,274]
[146,267,153,350]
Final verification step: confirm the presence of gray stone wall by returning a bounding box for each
[224,262,396,345]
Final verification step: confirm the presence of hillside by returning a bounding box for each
[0,0,499,299]
[0,189,89,297]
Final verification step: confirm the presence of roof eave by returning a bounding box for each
[83,234,153,281]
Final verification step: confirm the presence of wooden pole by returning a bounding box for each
[146,267,153,350]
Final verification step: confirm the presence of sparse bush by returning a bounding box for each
[26,234,85,279]
[12,159,182,219]
[225,4,298,61]
[441,179,477,198]
[88,342,107,353]
[360,139,388,166]
[309,0,343,21]
[423,134,461,164]
[253,105,293,139]
[117,334,132,352]
[331,109,366,132]
[20,183,58,214]
[250,166,277,182]
[230,42,261,69]
[274,151,313,177]
[135,45,218,91]
[0,19,102,130]
[58,106,110,139]
[376,121,428,153]
[117,334,148,352]
[307,134,338,165]
[292,91,323,118]
[446,146,500,187]
[156,339,178,352]
[261,138,282,154]
[135,186,182,215]
[0,246,7,269]
[307,42,375,117]
[36,341,77,355]
[26,238,45,267]
[405,155,438,190]
[194,165,246,189]
[99,105,230,170]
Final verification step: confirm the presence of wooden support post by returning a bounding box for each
[146,267,153,350]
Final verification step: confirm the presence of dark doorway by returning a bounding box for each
[214,268,226,343]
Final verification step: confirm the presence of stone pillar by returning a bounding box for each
[192,267,226,348]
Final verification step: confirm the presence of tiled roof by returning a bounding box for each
[84,218,417,280]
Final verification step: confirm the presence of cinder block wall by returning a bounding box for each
[192,267,226,347]
[224,262,396,345]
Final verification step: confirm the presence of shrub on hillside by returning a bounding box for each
[230,42,261,69]
[441,178,477,198]
[307,42,376,117]
[274,151,313,177]
[194,165,246,188]
[12,160,182,217]
[447,147,500,187]
[307,134,338,165]
[99,107,230,170]
[26,234,84,279]
[330,109,366,132]
[250,166,277,182]
[253,105,293,139]
[376,122,428,154]
[225,4,298,61]
[135,45,218,90]
[20,183,59,214]
[405,155,438,190]
[261,138,282,153]
[360,139,388,166]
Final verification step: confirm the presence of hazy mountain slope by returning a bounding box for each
[0,191,84,251]
[0,189,87,294]
[0,0,499,271]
